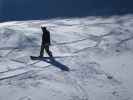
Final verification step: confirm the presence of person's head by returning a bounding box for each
[41,25,47,31]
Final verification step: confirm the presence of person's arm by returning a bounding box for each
[48,31,51,45]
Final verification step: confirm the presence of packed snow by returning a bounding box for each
[0,15,133,100]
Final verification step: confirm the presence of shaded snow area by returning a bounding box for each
[0,15,133,100]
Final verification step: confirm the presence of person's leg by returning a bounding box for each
[45,45,53,57]
[39,44,45,57]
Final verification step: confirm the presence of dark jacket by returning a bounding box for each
[41,28,51,45]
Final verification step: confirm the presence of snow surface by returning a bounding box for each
[0,15,133,100]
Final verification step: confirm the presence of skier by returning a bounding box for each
[39,25,53,57]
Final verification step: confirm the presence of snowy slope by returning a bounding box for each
[0,15,133,100]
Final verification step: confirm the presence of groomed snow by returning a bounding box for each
[0,14,133,100]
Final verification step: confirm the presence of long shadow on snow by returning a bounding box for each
[41,57,70,71]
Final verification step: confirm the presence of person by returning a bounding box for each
[39,25,53,57]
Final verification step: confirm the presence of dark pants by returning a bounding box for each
[40,44,52,57]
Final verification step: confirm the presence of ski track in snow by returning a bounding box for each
[0,15,133,100]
